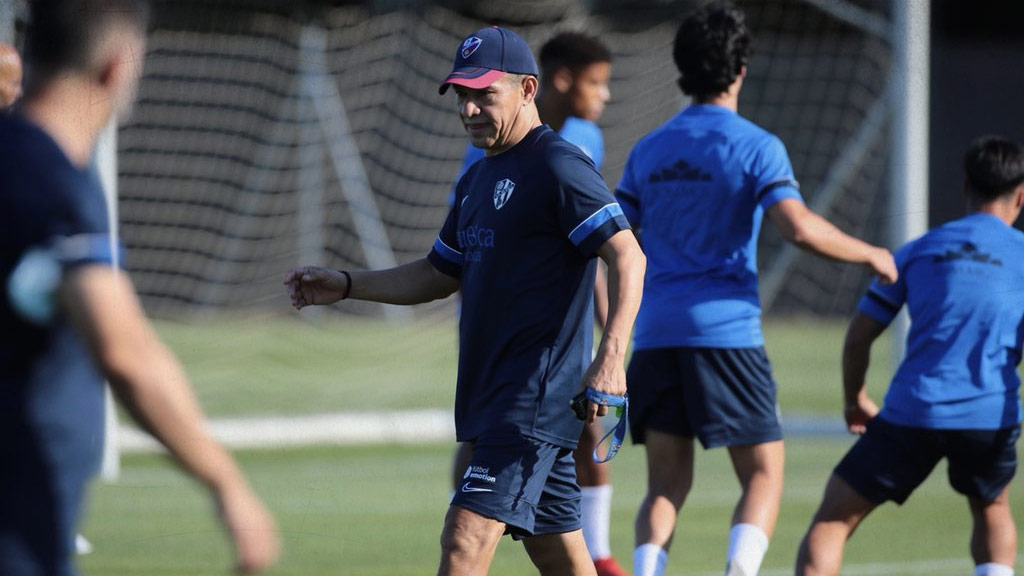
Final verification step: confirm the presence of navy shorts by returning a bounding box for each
[626,347,783,449]
[835,418,1021,505]
[451,434,582,539]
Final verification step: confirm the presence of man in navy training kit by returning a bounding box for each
[0,1,280,574]
[285,26,645,576]
[449,30,630,576]
[795,135,1024,576]
[614,3,898,576]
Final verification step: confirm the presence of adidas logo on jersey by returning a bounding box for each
[934,242,1003,267]
[648,159,712,183]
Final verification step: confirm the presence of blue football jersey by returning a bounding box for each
[616,105,803,349]
[859,213,1024,429]
[0,113,115,570]
[429,125,629,448]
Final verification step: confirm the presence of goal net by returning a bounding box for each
[117,0,894,321]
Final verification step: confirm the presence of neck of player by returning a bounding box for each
[22,78,114,169]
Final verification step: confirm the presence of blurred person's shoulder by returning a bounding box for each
[0,114,105,231]
[1,114,92,190]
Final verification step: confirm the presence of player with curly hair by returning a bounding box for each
[615,3,897,575]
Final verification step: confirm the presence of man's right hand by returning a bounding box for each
[866,247,898,285]
[283,266,348,309]
[216,483,280,574]
[843,393,879,435]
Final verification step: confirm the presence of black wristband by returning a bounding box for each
[339,270,352,300]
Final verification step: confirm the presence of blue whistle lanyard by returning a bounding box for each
[584,388,628,463]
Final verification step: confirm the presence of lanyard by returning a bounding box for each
[575,388,628,463]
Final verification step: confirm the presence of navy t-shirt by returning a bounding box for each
[429,125,630,449]
[0,113,114,572]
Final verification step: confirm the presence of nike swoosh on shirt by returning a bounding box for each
[460,482,492,493]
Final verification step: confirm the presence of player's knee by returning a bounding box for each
[647,463,693,502]
[794,538,832,576]
[645,479,691,509]
[440,511,492,560]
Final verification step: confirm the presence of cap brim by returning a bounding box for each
[438,68,506,95]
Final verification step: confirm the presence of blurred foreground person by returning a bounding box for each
[0,1,279,573]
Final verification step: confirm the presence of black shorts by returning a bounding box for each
[626,347,783,449]
[834,417,1021,505]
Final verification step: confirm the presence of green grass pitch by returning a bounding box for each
[77,316,1022,575]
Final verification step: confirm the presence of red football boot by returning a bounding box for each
[594,556,631,576]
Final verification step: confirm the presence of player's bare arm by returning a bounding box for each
[841,312,886,434]
[285,258,460,309]
[61,265,280,573]
[767,198,898,283]
[581,229,645,422]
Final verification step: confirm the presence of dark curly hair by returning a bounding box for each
[673,1,752,101]
[539,31,612,80]
[963,136,1024,203]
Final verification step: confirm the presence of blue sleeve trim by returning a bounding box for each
[53,233,120,269]
[431,236,462,264]
[576,216,630,257]
[756,179,798,200]
[757,179,802,209]
[858,290,900,325]
[428,237,463,278]
[867,288,900,314]
[568,203,625,247]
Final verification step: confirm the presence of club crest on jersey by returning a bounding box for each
[461,37,482,59]
[493,178,515,210]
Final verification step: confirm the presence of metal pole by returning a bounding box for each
[889,0,930,366]
[0,1,16,45]
[95,120,121,481]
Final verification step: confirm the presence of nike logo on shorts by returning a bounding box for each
[460,482,492,493]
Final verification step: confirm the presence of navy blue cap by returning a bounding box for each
[439,26,539,95]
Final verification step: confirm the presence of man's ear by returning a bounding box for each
[97,29,143,92]
[1014,184,1024,210]
[522,75,539,105]
[551,66,573,95]
[97,57,119,90]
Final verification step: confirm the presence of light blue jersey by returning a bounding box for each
[859,213,1024,429]
[615,105,803,349]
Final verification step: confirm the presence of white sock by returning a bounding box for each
[634,543,668,576]
[725,523,769,576]
[581,484,613,560]
[976,563,1014,576]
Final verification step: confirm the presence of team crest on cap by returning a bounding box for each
[493,178,515,210]
[461,37,483,59]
